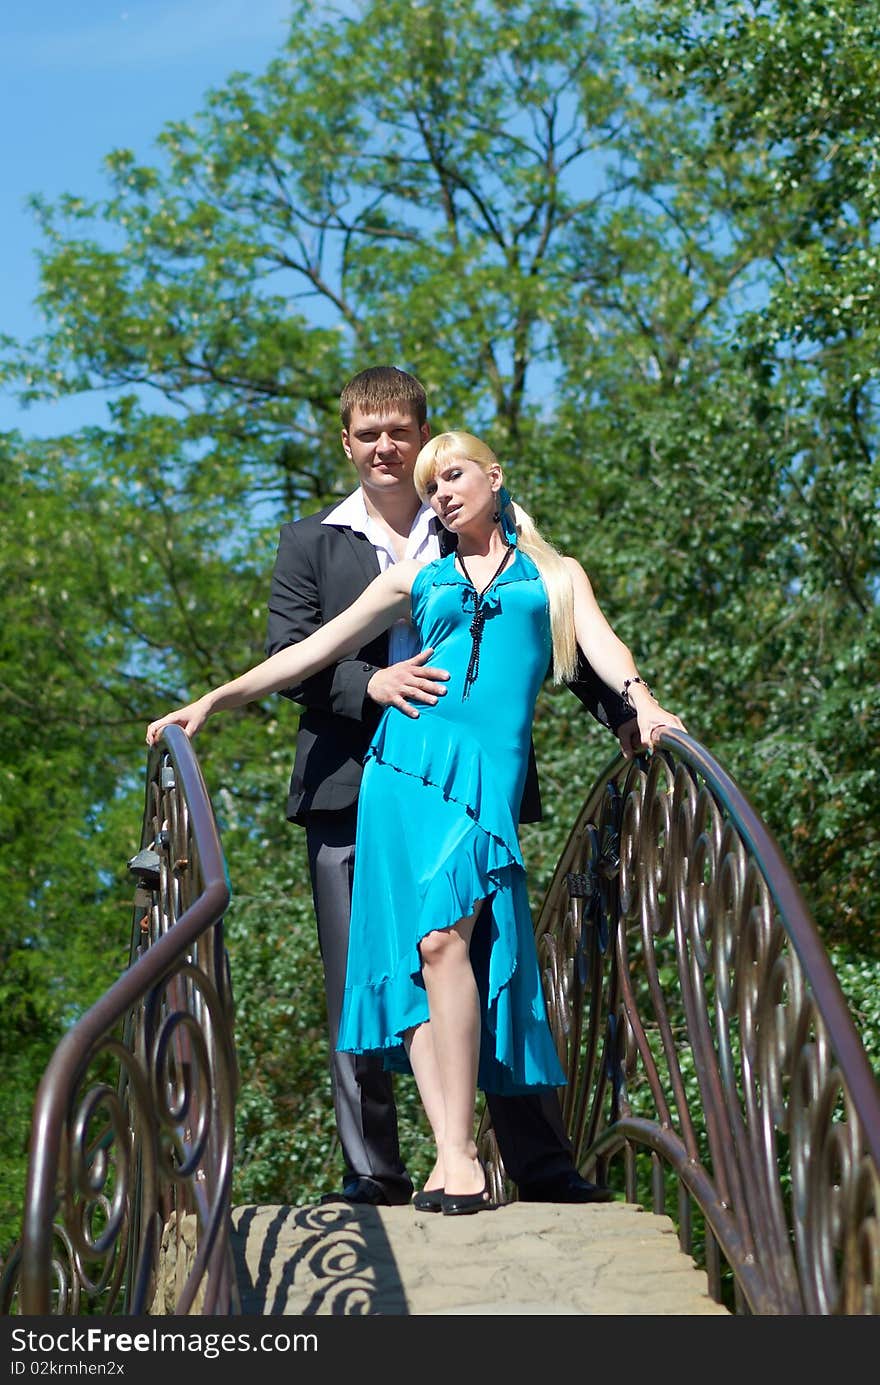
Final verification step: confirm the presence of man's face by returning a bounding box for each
[341,404,430,502]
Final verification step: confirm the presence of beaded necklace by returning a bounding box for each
[456,543,514,699]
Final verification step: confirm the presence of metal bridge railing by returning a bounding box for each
[479,729,880,1314]
[5,726,879,1315]
[0,726,236,1316]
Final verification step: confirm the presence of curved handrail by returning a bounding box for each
[6,723,878,1315]
[478,729,880,1314]
[1,727,236,1316]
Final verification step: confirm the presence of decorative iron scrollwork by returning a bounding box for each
[1,727,236,1317]
[478,732,880,1315]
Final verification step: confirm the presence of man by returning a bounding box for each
[266,366,637,1206]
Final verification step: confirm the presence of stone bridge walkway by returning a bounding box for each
[229,1200,731,1316]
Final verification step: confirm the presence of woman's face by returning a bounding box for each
[423,454,501,533]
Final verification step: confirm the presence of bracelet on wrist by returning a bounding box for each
[622,676,654,705]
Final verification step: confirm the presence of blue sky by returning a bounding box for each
[1,0,293,437]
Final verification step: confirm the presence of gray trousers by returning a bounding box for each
[305,805,575,1192]
[306,806,413,1199]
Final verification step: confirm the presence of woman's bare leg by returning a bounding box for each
[404,1022,445,1190]
[417,909,484,1196]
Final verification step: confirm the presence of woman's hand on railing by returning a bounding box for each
[146,695,213,746]
[619,678,687,752]
[638,702,686,750]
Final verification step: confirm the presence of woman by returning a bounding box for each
[146,432,685,1215]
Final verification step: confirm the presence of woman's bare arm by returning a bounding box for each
[146,561,420,743]
[564,556,685,747]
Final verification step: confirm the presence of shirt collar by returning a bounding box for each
[322,487,373,536]
[322,487,439,549]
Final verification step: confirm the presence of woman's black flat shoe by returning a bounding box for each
[412,1188,444,1213]
[441,1170,496,1216]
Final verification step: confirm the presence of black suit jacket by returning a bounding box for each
[265,503,633,825]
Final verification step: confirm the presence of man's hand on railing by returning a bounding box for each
[616,717,641,759]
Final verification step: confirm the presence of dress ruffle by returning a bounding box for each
[337,713,565,1094]
[369,710,524,870]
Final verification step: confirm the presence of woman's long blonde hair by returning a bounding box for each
[414,432,578,684]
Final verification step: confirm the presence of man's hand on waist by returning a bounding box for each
[367,648,450,719]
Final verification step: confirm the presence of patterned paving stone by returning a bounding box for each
[229,1201,731,1316]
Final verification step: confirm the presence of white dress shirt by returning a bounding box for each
[323,488,442,663]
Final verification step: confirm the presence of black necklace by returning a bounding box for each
[456,544,514,699]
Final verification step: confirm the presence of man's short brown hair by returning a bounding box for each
[340,366,428,429]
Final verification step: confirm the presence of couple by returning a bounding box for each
[146,367,684,1216]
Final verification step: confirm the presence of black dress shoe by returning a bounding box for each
[411,1187,444,1213]
[441,1164,496,1216]
[319,1176,413,1207]
[518,1170,613,1204]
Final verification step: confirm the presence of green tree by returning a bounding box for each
[0,428,146,1247]
[4,0,635,464]
[561,0,880,942]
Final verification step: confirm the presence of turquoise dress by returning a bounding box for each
[336,549,566,1095]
